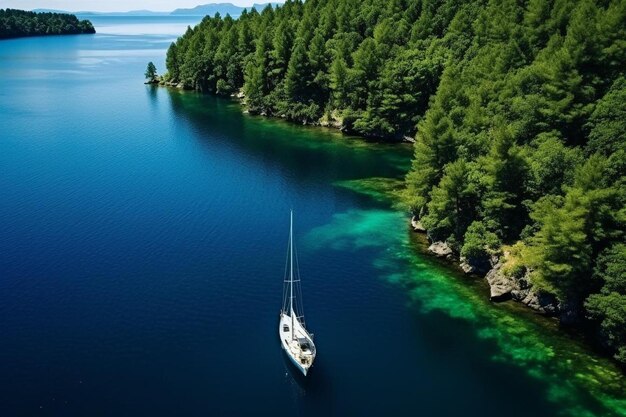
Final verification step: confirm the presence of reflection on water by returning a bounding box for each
[282,354,336,417]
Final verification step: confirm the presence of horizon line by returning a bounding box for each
[19,2,285,14]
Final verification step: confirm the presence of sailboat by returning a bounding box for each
[279,211,316,376]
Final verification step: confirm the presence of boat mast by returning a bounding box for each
[290,210,295,341]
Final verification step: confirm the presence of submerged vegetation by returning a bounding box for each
[0,9,95,39]
[165,0,626,366]
[307,208,626,416]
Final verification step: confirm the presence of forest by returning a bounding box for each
[165,0,626,367]
[0,9,95,39]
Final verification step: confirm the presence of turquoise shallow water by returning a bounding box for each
[0,16,624,417]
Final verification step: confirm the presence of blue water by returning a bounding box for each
[1,16,623,417]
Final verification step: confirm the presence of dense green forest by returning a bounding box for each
[165,0,626,366]
[0,9,95,39]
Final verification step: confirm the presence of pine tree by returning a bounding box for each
[145,62,157,80]
[285,39,311,102]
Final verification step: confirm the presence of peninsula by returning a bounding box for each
[161,0,626,368]
[0,9,95,39]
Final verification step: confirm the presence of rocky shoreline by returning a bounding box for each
[151,75,573,322]
[412,216,563,318]
[150,75,572,323]
[147,75,621,370]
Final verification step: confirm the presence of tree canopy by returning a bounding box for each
[145,62,158,80]
[165,0,449,140]
[165,0,626,366]
[0,9,95,39]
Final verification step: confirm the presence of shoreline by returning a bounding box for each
[152,80,415,143]
[0,31,96,40]
[151,81,623,373]
[411,216,560,314]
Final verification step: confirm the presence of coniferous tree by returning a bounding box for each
[0,9,95,39]
[163,0,626,363]
[145,62,157,80]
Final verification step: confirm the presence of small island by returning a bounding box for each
[0,9,95,39]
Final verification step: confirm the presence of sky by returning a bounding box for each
[2,0,269,12]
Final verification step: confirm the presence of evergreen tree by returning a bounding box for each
[285,39,311,102]
[162,0,626,364]
[166,43,179,81]
[421,159,479,243]
[145,62,157,80]
[0,9,95,39]
[481,124,529,241]
[585,243,626,364]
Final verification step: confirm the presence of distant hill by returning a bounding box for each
[171,3,283,16]
[170,3,246,16]
[31,3,285,17]
[33,9,169,16]
[80,10,170,16]
[31,9,68,13]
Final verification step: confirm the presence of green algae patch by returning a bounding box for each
[306,208,626,417]
[333,177,406,205]
[305,209,404,251]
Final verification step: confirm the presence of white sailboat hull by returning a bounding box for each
[279,312,316,376]
[279,211,315,377]
[284,343,309,376]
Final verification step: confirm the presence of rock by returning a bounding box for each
[176,82,185,89]
[486,265,560,314]
[403,135,416,143]
[144,75,161,85]
[510,270,532,301]
[524,291,559,315]
[459,255,493,276]
[460,258,475,274]
[515,290,558,315]
[485,262,515,300]
[411,216,426,233]
[428,241,453,259]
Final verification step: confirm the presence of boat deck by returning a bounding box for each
[279,312,316,373]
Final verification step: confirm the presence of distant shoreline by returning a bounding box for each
[0,9,95,40]
[31,2,284,18]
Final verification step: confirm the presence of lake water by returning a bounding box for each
[0,16,624,417]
